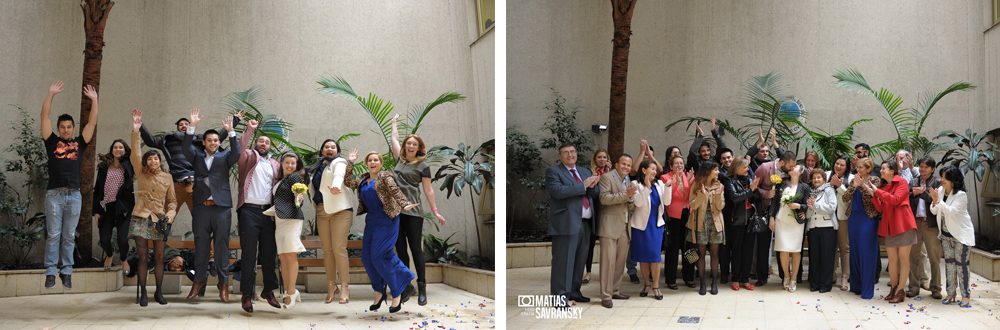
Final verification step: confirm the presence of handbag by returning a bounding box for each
[683,248,699,263]
[154,216,172,241]
[746,204,768,233]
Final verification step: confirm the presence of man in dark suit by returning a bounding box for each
[182,108,241,302]
[546,143,600,306]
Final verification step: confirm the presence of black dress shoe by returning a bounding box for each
[45,275,56,289]
[261,290,281,309]
[569,296,590,303]
[59,274,72,289]
[629,274,640,284]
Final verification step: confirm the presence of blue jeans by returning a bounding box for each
[44,188,81,276]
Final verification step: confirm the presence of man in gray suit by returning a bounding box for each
[598,154,637,308]
[546,143,600,307]
[182,109,241,302]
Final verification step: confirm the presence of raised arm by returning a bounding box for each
[40,81,64,138]
[224,116,241,165]
[138,123,164,150]
[130,109,144,174]
[240,119,257,151]
[390,114,402,159]
[181,109,201,161]
[81,85,99,143]
[710,117,728,153]
[630,140,649,176]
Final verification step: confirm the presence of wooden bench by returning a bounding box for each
[141,239,366,294]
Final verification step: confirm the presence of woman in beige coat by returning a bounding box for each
[686,161,725,295]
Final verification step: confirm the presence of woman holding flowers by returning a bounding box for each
[769,164,810,292]
[272,152,308,309]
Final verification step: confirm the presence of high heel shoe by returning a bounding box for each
[957,299,971,308]
[104,257,113,271]
[652,287,663,300]
[283,289,301,310]
[783,277,791,291]
[122,263,131,277]
[154,291,168,305]
[885,286,897,301]
[639,285,650,297]
[840,276,849,291]
[326,284,337,304]
[339,285,350,304]
[888,288,905,304]
[389,285,414,313]
[941,297,956,305]
[369,292,387,311]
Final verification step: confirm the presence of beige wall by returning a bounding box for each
[0,1,495,260]
[509,0,998,234]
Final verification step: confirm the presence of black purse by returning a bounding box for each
[746,204,768,233]
[154,216,172,241]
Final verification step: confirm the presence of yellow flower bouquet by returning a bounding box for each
[770,174,782,185]
[292,183,309,208]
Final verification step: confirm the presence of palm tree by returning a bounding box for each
[78,0,115,263]
[316,75,465,174]
[832,68,975,159]
[607,0,638,160]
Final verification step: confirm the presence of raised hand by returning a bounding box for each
[132,108,142,132]
[757,127,765,146]
[222,115,234,131]
[852,174,863,187]
[710,117,717,132]
[928,186,939,202]
[328,186,342,195]
[807,196,816,209]
[49,81,65,95]
[913,185,926,195]
[403,203,420,211]
[248,119,259,130]
[83,85,98,100]
[750,176,761,190]
[695,123,704,136]
[348,148,359,163]
[189,108,203,127]
[393,114,400,123]
[639,139,648,152]
[584,175,600,188]
[233,110,245,121]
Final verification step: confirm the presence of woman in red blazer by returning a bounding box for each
[866,160,917,303]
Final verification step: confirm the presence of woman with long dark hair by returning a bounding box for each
[870,160,917,303]
[307,139,358,304]
[629,159,671,299]
[686,161,725,295]
[94,139,134,274]
[827,155,852,290]
[723,157,760,291]
[930,166,976,307]
[390,115,445,305]
[338,151,418,313]
[129,109,178,306]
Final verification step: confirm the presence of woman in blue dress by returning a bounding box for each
[629,159,672,300]
[842,158,882,299]
[336,151,418,313]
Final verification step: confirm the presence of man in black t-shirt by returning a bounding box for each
[39,81,100,290]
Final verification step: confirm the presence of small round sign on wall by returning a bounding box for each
[779,98,805,133]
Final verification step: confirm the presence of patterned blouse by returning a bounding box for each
[102,167,124,205]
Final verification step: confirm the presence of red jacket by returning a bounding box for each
[872,175,917,237]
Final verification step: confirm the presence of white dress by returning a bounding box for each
[273,183,306,254]
[774,185,805,253]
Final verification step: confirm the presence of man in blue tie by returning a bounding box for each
[546,143,600,307]
[182,108,241,302]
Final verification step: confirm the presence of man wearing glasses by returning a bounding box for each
[546,143,600,308]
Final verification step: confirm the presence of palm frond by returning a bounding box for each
[406,91,466,135]
[317,75,359,99]
[742,71,785,103]
[832,68,874,94]
[914,82,975,136]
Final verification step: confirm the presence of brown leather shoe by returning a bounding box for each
[888,288,905,304]
[885,286,897,300]
[601,300,613,308]
[260,290,281,309]
[187,282,206,300]
[931,292,943,299]
[611,293,630,300]
[241,294,253,313]
[218,284,230,303]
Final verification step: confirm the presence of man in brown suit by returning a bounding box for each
[597,154,638,308]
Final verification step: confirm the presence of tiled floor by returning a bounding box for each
[0,283,495,329]
[507,261,1000,329]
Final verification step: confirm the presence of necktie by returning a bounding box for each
[570,169,590,209]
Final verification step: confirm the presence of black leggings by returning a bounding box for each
[98,204,130,262]
[396,214,426,282]
[133,236,165,295]
[728,224,755,283]
[663,210,695,285]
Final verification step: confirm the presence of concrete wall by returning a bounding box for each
[0,1,495,262]
[508,0,998,236]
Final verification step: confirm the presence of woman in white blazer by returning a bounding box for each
[629,159,672,299]
[929,165,976,307]
[307,139,358,304]
[806,169,839,293]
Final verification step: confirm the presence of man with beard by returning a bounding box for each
[686,117,729,172]
[183,108,240,302]
[235,117,282,312]
[746,128,785,174]
[752,150,798,286]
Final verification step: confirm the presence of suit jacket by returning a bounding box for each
[909,174,940,228]
[754,159,781,216]
[93,158,135,220]
[139,123,228,180]
[273,173,306,220]
[344,170,412,219]
[545,164,599,236]
[630,180,671,231]
[318,158,354,213]
[236,125,280,209]
[597,170,631,239]
[182,121,241,208]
